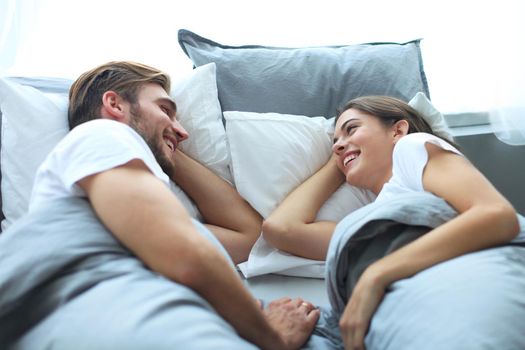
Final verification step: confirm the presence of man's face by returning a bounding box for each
[127,83,188,176]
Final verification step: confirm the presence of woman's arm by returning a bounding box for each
[371,143,518,283]
[170,149,262,264]
[263,156,346,260]
[339,144,519,349]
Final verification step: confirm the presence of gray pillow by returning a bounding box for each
[178,29,430,118]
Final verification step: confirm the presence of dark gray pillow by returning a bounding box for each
[178,29,430,118]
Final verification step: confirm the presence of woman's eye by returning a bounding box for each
[346,125,357,134]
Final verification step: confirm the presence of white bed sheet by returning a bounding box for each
[243,274,329,307]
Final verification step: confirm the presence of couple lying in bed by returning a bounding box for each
[0,61,523,350]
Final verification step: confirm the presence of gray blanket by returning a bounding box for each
[3,194,525,350]
[319,192,525,350]
[0,197,256,350]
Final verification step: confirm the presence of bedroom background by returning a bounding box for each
[1,0,524,307]
[2,2,525,343]
[1,0,524,216]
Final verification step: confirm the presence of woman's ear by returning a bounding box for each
[392,119,410,142]
[100,91,127,121]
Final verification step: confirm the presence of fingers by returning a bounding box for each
[299,300,320,323]
[353,328,366,350]
[267,297,292,307]
[268,297,312,308]
[267,297,319,316]
[306,306,321,324]
[263,297,320,350]
[299,301,318,316]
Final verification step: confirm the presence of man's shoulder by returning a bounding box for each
[69,119,134,137]
[60,119,142,149]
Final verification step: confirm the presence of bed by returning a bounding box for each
[1,29,525,349]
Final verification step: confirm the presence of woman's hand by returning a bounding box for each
[339,267,387,350]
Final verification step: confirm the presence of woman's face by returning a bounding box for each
[332,108,399,194]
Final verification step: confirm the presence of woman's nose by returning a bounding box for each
[332,140,344,155]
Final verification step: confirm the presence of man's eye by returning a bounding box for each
[161,106,170,115]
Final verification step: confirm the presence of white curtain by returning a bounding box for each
[490,102,525,146]
[489,25,525,146]
[0,0,40,76]
[0,0,17,74]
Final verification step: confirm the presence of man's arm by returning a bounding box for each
[77,160,318,350]
[170,149,262,264]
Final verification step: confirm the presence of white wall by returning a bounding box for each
[2,0,524,114]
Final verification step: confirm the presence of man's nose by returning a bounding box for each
[172,120,189,141]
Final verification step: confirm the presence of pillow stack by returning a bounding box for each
[0,29,437,278]
[176,29,431,278]
[0,63,227,230]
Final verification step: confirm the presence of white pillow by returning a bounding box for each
[171,63,232,184]
[0,62,227,230]
[225,111,375,278]
[408,91,453,140]
[225,111,375,220]
[0,78,70,230]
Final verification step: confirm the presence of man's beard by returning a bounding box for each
[128,105,175,177]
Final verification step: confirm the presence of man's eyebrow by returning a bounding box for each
[158,97,177,114]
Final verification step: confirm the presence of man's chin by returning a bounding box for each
[158,159,175,178]
[152,148,175,178]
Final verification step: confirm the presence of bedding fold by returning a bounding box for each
[323,191,525,349]
[326,192,457,314]
[0,197,254,350]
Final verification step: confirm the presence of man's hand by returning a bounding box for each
[339,268,386,350]
[263,297,320,350]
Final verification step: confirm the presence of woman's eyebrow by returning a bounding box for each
[339,119,353,131]
[333,118,356,144]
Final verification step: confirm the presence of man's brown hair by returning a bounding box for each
[68,61,171,130]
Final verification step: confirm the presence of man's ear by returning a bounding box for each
[392,119,410,142]
[100,91,127,121]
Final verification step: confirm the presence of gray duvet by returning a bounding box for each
[0,197,257,350]
[321,192,525,350]
[2,193,525,350]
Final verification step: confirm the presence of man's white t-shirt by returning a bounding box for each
[29,119,170,210]
[375,132,462,203]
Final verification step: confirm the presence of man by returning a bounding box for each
[67,61,260,265]
[2,61,319,349]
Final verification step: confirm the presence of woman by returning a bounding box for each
[263,95,520,349]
